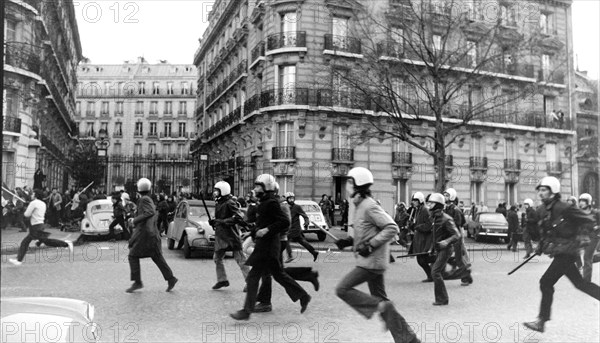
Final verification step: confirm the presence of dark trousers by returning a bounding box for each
[244,250,307,313]
[48,207,60,227]
[157,215,169,233]
[432,248,451,303]
[289,234,318,256]
[416,254,432,279]
[583,235,600,282]
[109,217,126,239]
[257,241,312,304]
[128,254,175,284]
[507,231,519,251]
[17,224,68,261]
[538,254,600,321]
[336,267,416,343]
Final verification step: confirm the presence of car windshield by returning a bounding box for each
[479,213,506,222]
[189,205,213,218]
[90,203,112,213]
[301,204,321,212]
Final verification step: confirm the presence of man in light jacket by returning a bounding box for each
[335,167,420,343]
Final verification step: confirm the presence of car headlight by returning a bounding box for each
[197,228,205,234]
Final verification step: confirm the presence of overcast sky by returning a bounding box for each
[75,0,599,79]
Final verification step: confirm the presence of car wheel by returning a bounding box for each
[474,229,483,242]
[317,231,326,241]
[183,235,191,259]
[466,228,472,238]
[176,236,184,250]
[503,237,511,244]
[167,238,175,250]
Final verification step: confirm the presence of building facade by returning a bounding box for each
[75,60,197,194]
[191,0,576,212]
[574,71,599,203]
[3,0,82,191]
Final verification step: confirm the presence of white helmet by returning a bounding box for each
[284,192,295,199]
[428,193,446,205]
[412,192,425,204]
[214,181,231,196]
[579,193,593,205]
[347,167,374,187]
[536,176,560,194]
[523,198,534,207]
[137,178,152,192]
[121,192,130,201]
[255,174,277,192]
[444,188,457,201]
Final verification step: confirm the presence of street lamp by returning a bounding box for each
[95,129,110,190]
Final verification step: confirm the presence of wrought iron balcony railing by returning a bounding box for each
[5,42,41,75]
[261,88,309,107]
[251,41,266,62]
[392,152,412,166]
[546,161,563,175]
[3,116,21,134]
[324,34,362,54]
[332,148,354,162]
[504,159,521,171]
[272,146,296,160]
[266,31,306,50]
[469,156,488,169]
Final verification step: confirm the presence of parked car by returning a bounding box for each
[295,200,329,241]
[1,297,97,342]
[166,200,215,258]
[80,199,122,236]
[467,212,510,243]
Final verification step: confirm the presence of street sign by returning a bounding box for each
[200,154,208,161]
[95,140,110,149]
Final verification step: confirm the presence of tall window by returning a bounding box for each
[115,101,123,115]
[150,101,158,114]
[135,101,143,114]
[281,12,297,46]
[134,143,142,156]
[333,72,351,107]
[278,122,294,146]
[390,27,404,56]
[76,102,81,116]
[6,19,17,41]
[149,122,157,135]
[466,41,477,67]
[164,122,172,137]
[153,82,160,95]
[164,101,173,114]
[113,143,121,155]
[505,138,516,160]
[333,125,349,148]
[104,82,111,95]
[138,82,145,95]
[332,16,349,49]
[167,82,174,95]
[114,122,122,136]
[432,34,442,52]
[100,122,108,134]
[471,136,484,157]
[178,123,186,137]
[542,54,551,75]
[179,101,187,114]
[135,122,143,136]
[178,144,185,157]
[163,143,171,155]
[86,122,95,137]
[149,143,156,154]
[86,101,94,115]
[181,82,189,94]
[101,101,109,114]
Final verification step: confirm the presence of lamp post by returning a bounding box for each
[95,128,110,192]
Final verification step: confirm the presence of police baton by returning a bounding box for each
[396,252,429,258]
[200,193,212,222]
[313,222,340,241]
[508,253,539,275]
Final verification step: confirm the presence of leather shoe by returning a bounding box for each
[253,303,272,313]
[300,294,311,313]
[230,310,250,321]
[166,277,178,292]
[212,281,230,290]
[421,278,433,283]
[460,273,473,286]
[126,282,143,293]
[312,251,319,262]
[523,319,545,333]
[309,271,320,291]
[432,301,448,306]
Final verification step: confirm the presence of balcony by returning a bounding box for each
[324,34,362,55]
[261,88,309,107]
[236,156,245,169]
[504,159,521,171]
[332,148,354,163]
[317,89,370,110]
[444,155,454,167]
[147,132,158,139]
[537,69,565,84]
[377,41,404,59]
[392,152,412,166]
[546,161,563,176]
[272,146,296,160]
[160,132,189,139]
[4,42,41,75]
[469,157,488,170]
[244,94,260,116]
[251,41,266,64]
[266,31,306,51]
[3,116,22,134]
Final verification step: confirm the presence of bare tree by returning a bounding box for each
[324,0,568,191]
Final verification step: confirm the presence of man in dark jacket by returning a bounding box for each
[443,188,473,286]
[156,195,169,236]
[427,193,460,306]
[284,192,319,262]
[506,205,519,252]
[230,174,310,320]
[209,181,249,290]
[108,192,125,241]
[522,198,539,258]
[408,192,433,282]
[126,178,178,293]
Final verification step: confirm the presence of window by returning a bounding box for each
[163,143,171,155]
[149,143,156,154]
[164,122,172,137]
[149,122,157,136]
[179,101,187,114]
[332,16,349,49]
[333,72,351,107]
[6,19,17,42]
[539,13,548,34]
[278,122,294,146]
[542,54,551,74]
[86,122,95,137]
[153,82,160,95]
[134,143,142,156]
[167,82,174,95]
[181,82,189,95]
[178,123,186,137]
[333,125,349,148]
[113,143,121,155]
[393,139,409,153]
[178,144,185,157]
[104,82,111,95]
[546,142,557,162]
[86,101,94,116]
[164,101,173,114]
[280,12,298,46]
[101,101,109,114]
[471,136,483,157]
[466,41,477,67]
[466,1,480,21]
[138,82,146,95]
[135,122,143,136]
[114,122,122,136]
[115,101,123,115]
[100,122,108,134]
[432,35,442,52]
[544,96,555,118]
[150,101,158,114]
[278,65,296,91]
[390,27,404,55]
[505,139,516,159]
[76,102,81,116]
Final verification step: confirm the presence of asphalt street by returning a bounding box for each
[1,228,599,343]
